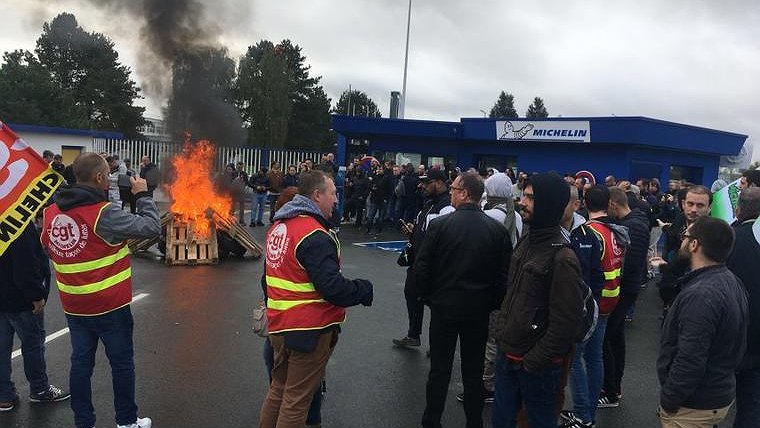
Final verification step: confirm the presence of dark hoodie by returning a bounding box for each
[496,174,584,371]
[0,223,50,313]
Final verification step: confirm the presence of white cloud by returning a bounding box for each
[1,0,758,159]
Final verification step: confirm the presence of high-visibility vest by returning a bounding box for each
[587,220,625,315]
[41,202,132,316]
[265,215,346,334]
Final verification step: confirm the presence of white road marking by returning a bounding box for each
[11,293,150,360]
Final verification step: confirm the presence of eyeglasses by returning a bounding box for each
[450,186,465,192]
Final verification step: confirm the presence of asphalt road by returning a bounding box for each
[1,224,738,427]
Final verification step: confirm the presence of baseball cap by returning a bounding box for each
[420,169,447,183]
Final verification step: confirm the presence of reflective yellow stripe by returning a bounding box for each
[601,287,620,298]
[267,298,326,311]
[53,246,130,274]
[266,276,316,293]
[603,268,622,280]
[57,268,132,295]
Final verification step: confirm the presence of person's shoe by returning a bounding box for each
[597,393,620,408]
[625,314,634,323]
[559,417,594,428]
[30,385,70,403]
[116,417,152,428]
[560,410,579,423]
[249,222,256,227]
[392,336,421,347]
[256,221,265,226]
[455,390,494,404]
[0,396,18,412]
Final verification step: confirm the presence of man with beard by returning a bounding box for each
[651,186,712,315]
[393,169,451,348]
[657,216,748,428]
[493,173,584,428]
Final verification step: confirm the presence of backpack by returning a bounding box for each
[549,244,599,343]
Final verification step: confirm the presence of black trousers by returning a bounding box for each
[422,312,489,428]
[404,269,425,339]
[602,292,638,397]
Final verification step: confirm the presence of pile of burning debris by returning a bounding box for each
[129,140,262,265]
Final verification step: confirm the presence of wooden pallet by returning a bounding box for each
[165,215,219,265]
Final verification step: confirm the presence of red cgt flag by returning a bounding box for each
[0,121,63,255]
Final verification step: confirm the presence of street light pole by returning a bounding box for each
[479,109,488,118]
[399,0,412,119]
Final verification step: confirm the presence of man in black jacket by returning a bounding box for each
[493,173,584,428]
[393,170,451,348]
[658,216,748,428]
[0,224,70,412]
[600,187,650,407]
[413,172,511,428]
[726,187,760,428]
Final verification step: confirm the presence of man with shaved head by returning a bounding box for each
[41,152,161,428]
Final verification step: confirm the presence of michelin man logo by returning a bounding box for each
[266,223,290,269]
[499,121,535,140]
[49,214,81,251]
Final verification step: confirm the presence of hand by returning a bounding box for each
[32,299,46,314]
[401,222,414,236]
[130,176,148,194]
[650,257,668,268]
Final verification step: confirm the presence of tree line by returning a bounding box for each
[0,13,550,150]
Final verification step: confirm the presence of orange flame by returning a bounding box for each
[167,139,231,237]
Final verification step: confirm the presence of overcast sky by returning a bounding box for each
[3,0,759,160]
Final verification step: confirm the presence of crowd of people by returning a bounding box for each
[4,147,760,428]
[260,162,760,428]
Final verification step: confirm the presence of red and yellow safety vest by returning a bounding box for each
[587,220,625,315]
[41,202,132,316]
[265,215,346,334]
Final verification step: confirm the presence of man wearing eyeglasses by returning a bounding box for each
[413,172,511,428]
[657,216,748,428]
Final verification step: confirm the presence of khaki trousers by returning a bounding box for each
[258,331,338,428]
[659,403,732,428]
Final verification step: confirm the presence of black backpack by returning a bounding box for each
[548,244,599,343]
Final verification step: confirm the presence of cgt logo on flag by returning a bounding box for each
[0,120,63,255]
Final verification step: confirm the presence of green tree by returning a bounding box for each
[0,50,62,124]
[34,13,144,136]
[235,40,332,150]
[525,97,549,119]
[333,89,382,117]
[489,91,518,119]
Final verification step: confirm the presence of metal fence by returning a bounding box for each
[92,138,322,174]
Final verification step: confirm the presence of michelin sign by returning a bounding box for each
[496,120,591,143]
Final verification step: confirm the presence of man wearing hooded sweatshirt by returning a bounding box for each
[493,173,584,428]
[259,170,373,428]
[40,153,160,428]
[483,172,523,249]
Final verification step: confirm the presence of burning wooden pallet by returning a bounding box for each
[165,214,219,265]
[128,210,263,265]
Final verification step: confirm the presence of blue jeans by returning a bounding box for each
[0,310,49,401]
[493,354,562,428]
[570,316,608,423]
[253,193,267,223]
[365,200,386,233]
[67,306,137,428]
[263,338,322,425]
[734,367,760,428]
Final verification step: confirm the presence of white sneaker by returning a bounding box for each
[116,417,151,428]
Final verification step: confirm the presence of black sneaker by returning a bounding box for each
[392,336,421,347]
[249,223,256,227]
[256,221,265,226]
[560,410,578,423]
[29,385,70,403]
[597,393,619,408]
[0,396,18,412]
[559,417,594,428]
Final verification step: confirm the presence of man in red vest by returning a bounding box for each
[259,170,373,428]
[41,153,160,428]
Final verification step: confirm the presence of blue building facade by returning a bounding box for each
[332,115,747,186]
